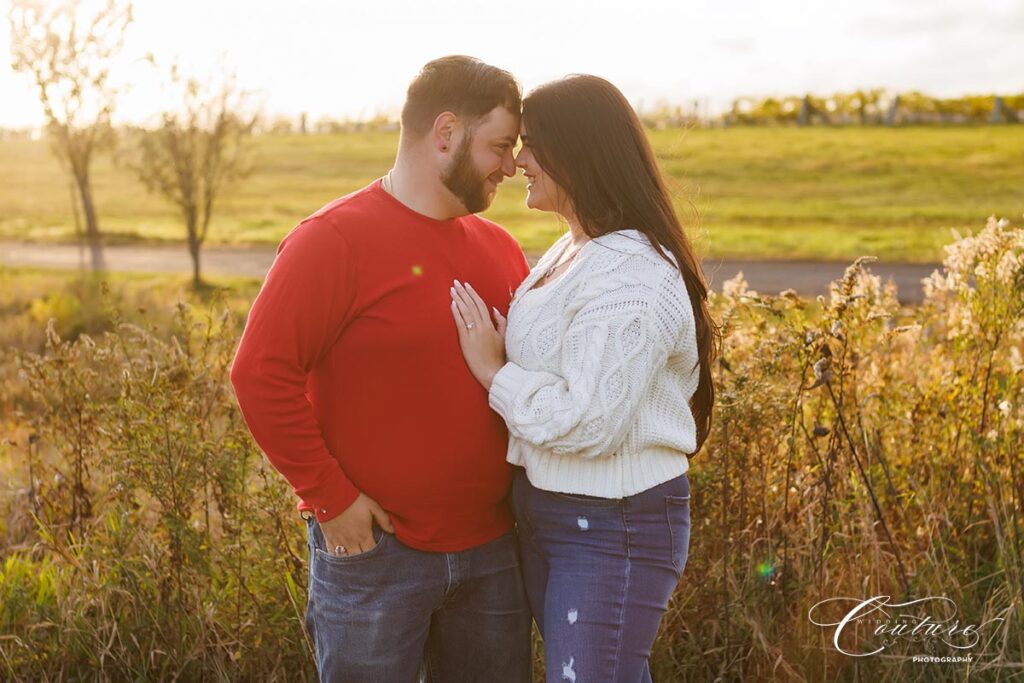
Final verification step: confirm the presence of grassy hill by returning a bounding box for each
[1,125,1020,261]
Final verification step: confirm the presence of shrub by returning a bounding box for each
[4,296,313,680]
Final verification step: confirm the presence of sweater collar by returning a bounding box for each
[591,229,650,252]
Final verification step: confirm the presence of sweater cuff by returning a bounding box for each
[305,466,361,524]
[489,362,529,422]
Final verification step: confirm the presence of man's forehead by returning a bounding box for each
[474,106,520,141]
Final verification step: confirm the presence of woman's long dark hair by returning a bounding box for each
[523,74,720,453]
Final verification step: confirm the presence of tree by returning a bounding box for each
[124,64,257,288]
[9,0,133,272]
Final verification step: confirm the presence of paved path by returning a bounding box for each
[0,242,941,304]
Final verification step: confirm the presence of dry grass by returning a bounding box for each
[1,216,1022,681]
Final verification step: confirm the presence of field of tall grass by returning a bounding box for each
[1,215,1022,681]
[2,126,1022,261]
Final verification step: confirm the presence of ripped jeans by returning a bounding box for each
[511,466,692,683]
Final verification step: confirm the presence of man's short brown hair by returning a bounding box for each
[401,56,521,138]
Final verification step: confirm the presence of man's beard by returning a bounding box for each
[441,134,493,214]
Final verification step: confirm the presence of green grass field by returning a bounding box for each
[2,126,1021,261]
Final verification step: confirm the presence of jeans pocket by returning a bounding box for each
[665,495,691,574]
[312,521,388,565]
[548,490,621,507]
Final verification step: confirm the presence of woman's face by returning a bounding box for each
[515,122,569,217]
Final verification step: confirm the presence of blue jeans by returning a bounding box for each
[303,515,532,683]
[512,467,692,683]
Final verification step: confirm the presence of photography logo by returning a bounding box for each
[808,595,1005,663]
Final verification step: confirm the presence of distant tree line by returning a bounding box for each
[229,89,1024,134]
[259,113,400,135]
[724,90,1023,127]
[634,90,1024,128]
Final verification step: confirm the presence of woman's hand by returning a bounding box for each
[450,280,507,390]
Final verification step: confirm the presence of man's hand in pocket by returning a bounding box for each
[320,492,395,556]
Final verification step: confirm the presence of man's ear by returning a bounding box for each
[432,112,458,153]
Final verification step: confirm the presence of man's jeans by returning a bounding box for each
[303,514,532,683]
[512,467,692,683]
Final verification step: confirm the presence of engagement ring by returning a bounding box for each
[334,545,347,555]
[466,322,476,330]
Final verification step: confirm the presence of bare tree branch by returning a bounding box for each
[9,0,133,272]
[121,63,258,288]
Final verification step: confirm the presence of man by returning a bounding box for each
[230,56,532,682]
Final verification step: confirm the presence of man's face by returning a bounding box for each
[441,105,519,214]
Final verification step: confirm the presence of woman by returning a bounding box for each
[449,74,719,682]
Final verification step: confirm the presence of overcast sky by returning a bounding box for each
[2,0,1022,127]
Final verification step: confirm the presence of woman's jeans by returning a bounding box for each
[512,466,692,683]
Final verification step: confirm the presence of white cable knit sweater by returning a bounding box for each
[488,228,700,499]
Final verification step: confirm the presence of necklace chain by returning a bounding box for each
[539,243,583,283]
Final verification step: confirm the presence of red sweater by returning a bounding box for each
[230,181,530,552]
